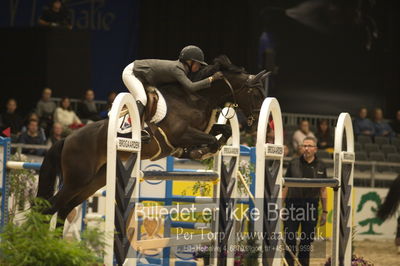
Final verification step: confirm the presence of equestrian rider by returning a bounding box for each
[122,45,223,142]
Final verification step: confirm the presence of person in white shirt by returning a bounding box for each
[54,97,82,133]
[292,120,317,153]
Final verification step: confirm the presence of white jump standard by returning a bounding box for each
[253,97,354,266]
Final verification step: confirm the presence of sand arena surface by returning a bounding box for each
[308,239,399,266]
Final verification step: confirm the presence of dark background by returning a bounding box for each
[0,0,399,118]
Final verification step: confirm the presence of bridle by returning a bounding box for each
[221,75,266,126]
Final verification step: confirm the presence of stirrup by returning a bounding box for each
[141,129,151,144]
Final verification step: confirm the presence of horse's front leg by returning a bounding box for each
[176,127,220,160]
[209,124,232,148]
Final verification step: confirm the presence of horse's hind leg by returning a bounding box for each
[42,165,104,230]
[57,165,106,229]
[42,186,80,216]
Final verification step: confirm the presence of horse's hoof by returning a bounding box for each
[190,150,203,160]
[141,130,151,144]
[199,153,215,160]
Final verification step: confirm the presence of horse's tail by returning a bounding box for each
[377,174,400,221]
[37,139,64,200]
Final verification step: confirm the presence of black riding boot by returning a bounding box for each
[136,101,151,144]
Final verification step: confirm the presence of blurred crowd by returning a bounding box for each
[0,88,117,156]
[1,87,399,163]
[240,106,400,159]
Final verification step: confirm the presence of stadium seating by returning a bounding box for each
[387,153,400,173]
[364,143,380,154]
[369,151,390,172]
[374,136,390,146]
[381,144,397,157]
[355,151,371,172]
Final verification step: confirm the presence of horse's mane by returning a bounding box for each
[193,55,245,81]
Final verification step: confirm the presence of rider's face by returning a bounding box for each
[191,61,201,72]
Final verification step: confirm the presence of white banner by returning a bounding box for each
[354,187,398,240]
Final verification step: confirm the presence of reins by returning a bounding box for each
[221,75,265,126]
[221,77,239,120]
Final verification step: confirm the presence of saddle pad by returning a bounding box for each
[116,89,167,134]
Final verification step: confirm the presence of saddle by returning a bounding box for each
[144,86,159,122]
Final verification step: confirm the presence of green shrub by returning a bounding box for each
[0,200,104,266]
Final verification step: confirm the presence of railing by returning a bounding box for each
[7,143,400,188]
[281,112,391,129]
[282,112,339,128]
[50,97,107,112]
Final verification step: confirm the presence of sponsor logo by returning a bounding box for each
[342,152,355,162]
[222,146,239,156]
[117,138,140,152]
[265,144,283,156]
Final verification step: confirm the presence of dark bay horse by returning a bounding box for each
[377,174,400,249]
[37,55,268,227]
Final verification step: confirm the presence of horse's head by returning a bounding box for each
[210,55,269,131]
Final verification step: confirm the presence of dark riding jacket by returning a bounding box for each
[132,59,211,92]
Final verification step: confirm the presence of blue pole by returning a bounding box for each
[163,156,175,266]
[0,137,10,229]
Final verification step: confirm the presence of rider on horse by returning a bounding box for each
[122,45,224,142]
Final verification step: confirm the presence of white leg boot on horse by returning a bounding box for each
[136,100,151,144]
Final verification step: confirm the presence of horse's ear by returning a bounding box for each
[252,70,267,82]
[260,71,271,81]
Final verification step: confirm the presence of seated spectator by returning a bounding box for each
[18,119,47,156]
[21,112,47,141]
[390,110,400,138]
[100,91,117,118]
[0,98,24,141]
[78,89,102,123]
[353,107,375,137]
[292,120,316,153]
[38,0,72,29]
[47,122,64,146]
[315,119,333,150]
[373,108,395,137]
[54,97,83,134]
[36,87,57,135]
[267,127,275,144]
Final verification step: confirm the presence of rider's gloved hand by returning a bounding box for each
[210,71,224,82]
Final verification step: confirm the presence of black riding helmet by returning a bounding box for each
[179,45,208,66]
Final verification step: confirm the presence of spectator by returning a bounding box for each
[0,98,24,141]
[283,144,290,157]
[18,119,47,156]
[78,89,102,123]
[267,127,275,144]
[100,91,117,118]
[21,112,47,141]
[315,119,333,149]
[38,0,72,29]
[282,137,328,266]
[372,108,395,137]
[292,120,316,153]
[54,97,83,134]
[47,122,64,146]
[390,110,400,138]
[36,87,57,134]
[353,107,375,137]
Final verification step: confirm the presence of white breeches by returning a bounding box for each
[122,62,147,105]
